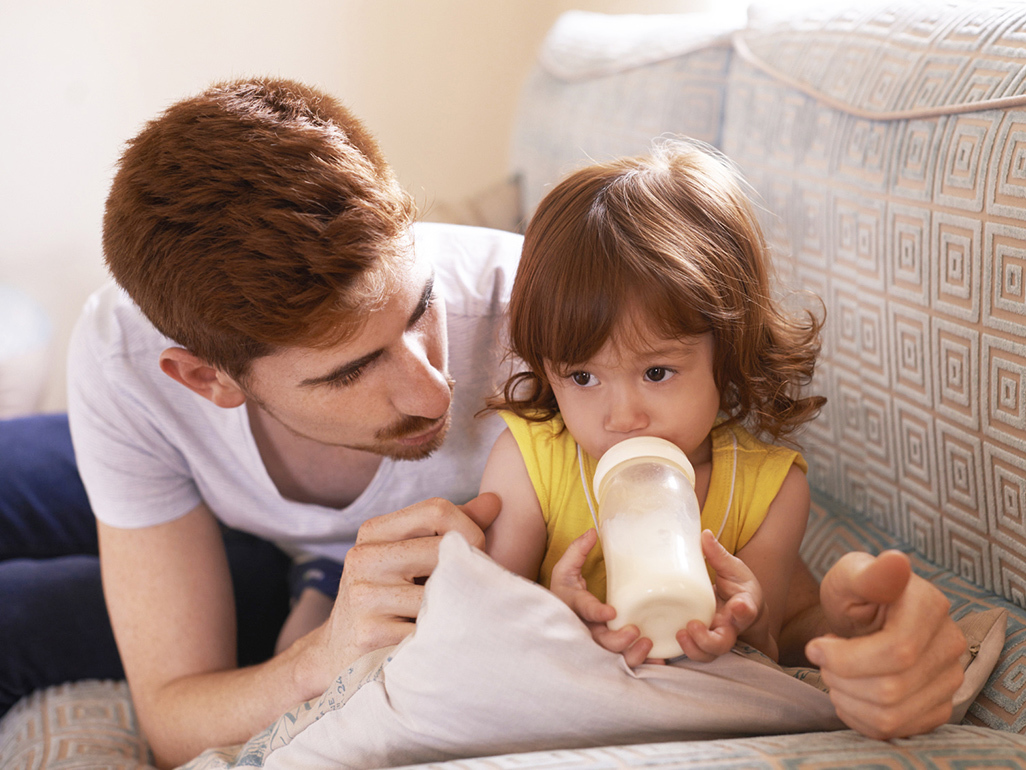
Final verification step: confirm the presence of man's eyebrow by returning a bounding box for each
[298,273,435,388]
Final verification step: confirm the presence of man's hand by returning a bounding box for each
[807,550,968,739]
[303,493,501,693]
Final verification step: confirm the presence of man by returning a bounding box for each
[0,78,966,769]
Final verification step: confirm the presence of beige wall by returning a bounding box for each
[0,0,727,412]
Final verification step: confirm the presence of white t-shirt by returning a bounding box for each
[67,223,523,562]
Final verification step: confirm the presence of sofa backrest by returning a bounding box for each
[509,1,1026,605]
[723,2,1026,605]
[510,10,741,217]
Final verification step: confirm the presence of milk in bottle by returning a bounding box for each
[592,436,716,659]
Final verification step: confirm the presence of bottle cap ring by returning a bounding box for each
[592,436,696,498]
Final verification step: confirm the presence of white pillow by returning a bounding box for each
[186,532,843,770]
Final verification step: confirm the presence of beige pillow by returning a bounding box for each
[951,608,1008,724]
[185,533,845,770]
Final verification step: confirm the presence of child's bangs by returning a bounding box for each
[635,275,713,343]
[534,246,627,375]
[539,251,711,376]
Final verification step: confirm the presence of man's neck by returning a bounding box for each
[246,402,382,509]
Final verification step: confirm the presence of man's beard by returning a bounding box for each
[373,409,452,461]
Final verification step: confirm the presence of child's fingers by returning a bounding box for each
[621,636,655,668]
[571,590,617,624]
[677,620,735,661]
[723,593,759,632]
[674,627,718,662]
[593,624,652,667]
[592,623,640,653]
[701,529,750,584]
[550,529,598,586]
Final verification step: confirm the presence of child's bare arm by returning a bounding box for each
[479,428,548,580]
[732,464,811,660]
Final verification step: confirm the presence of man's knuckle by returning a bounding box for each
[425,497,450,515]
[350,617,380,650]
[343,545,370,571]
[874,678,906,707]
[868,710,904,740]
[947,627,970,659]
[888,638,919,669]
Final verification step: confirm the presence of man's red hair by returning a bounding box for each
[103,77,415,379]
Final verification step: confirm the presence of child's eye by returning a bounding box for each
[645,367,674,383]
[569,371,596,387]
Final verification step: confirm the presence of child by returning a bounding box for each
[480,138,825,666]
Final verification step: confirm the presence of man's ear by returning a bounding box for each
[159,348,246,408]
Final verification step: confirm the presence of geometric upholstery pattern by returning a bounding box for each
[507,0,1026,742]
[723,0,1026,610]
[394,726,1026,770]
[0,680,153,769]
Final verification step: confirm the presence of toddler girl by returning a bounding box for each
[481,139,825,665]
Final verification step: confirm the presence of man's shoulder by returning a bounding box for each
[69,281,172,393]
[412,220,523,255]
[75,282,163,350]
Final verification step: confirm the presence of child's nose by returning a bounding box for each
[604,392,650,434]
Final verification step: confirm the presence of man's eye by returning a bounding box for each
[645,367,673,382]
[411,291,435,328]
[570,371,594,387]
[325,366,364,389]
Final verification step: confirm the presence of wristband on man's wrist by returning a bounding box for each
[288,557,344,600]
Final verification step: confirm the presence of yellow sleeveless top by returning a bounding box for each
[500,413,808,602]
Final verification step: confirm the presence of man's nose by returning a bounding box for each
[391,333,451,419]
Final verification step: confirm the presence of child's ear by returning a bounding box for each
[159,347,246,408]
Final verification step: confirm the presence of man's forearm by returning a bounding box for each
[140,625,328,769]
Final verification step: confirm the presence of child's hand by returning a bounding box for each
[550,528,654,667]
[675,530,765,661]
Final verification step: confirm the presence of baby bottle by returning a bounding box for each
[592,436,716,659]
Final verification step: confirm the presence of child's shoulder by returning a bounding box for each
[499,411,575,455]
[499,410,564,436]
[713,420,807,471]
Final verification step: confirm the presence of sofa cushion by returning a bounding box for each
[738,1,1026,119]
[388,726,1026,770]
[0,679,153,769]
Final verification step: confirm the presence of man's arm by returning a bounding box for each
[100,494,501,769]
[779,553,968,739]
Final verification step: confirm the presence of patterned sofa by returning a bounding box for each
[5,1,1026,768]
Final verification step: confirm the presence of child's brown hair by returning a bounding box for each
[103,77,415,381]
[495,138,825,441]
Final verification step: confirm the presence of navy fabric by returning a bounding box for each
[0,413,292,717]
[0,413,96,560]
[289,556,345,600]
